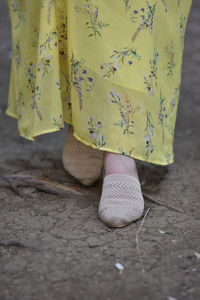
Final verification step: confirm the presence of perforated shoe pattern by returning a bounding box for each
[98,174,144,227]
[62,127,103,186]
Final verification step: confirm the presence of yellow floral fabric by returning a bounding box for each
[6,0,192,165]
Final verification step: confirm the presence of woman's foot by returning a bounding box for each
[62,126,103,186]
[104,152,139,179]
[98,152,144,228]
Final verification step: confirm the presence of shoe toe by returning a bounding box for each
[98,206,144,228]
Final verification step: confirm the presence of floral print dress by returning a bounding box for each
[6,0,192,165]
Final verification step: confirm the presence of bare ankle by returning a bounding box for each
[104,152,138,179]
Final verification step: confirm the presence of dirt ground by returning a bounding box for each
[0,1,200,300]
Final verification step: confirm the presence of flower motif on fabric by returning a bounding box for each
[16,92,24,119]
[71,53,94,110]
[10,1,26,29]
[144,75,153,96]
[39,30,57,56]
[55,79,61,91]
[100,47,141,78]
[47,0,55,25]
[144,111,155,159]
[37,29,57,77]
[57,14,68,57]
[13,40,22,68]
[87,117,107,149]
[74,0,109,38]
[32,27,39,49]
[119,147,134,156]
[55,77,71,112]
[62,72,71,95]
[131,1,156,42]
[151,48,159,88]
[123,0,133,11]
[170,86,179,115]
[144,47,159,95]
[165,40,175,76]
[170,124,175,137]
[25,62,43,121]
[59,72,72,111]
[169,86,180,137]
[52,115,64,129]
[65,96,72,112]
[161,0,167,12]
[108,89,140,135]
[38,56,53,77]
[100,61,120,78]
[158,90,168,144]
[165,150,171,164]
[40,0,45,8]
[179,12,186,49]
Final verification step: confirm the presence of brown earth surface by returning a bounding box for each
[0,1,200,300]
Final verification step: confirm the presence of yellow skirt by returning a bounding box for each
[6,0,192,165]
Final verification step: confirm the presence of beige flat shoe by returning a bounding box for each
[98,174,144,228]
[62,126,103,186]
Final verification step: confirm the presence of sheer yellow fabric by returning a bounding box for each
[6,0,192,165]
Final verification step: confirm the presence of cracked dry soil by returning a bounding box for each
[0,1,200,300]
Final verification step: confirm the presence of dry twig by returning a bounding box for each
[143,191,183,213]
[136,207,151,273]
[0,174,90,197]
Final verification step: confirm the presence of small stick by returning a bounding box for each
[136,207,150,273]
[0,175,90,197]
[7,179,26,200]
[143,192,183,213]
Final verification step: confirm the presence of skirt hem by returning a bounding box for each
[5,108,174,166]
[73,131,174,166]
